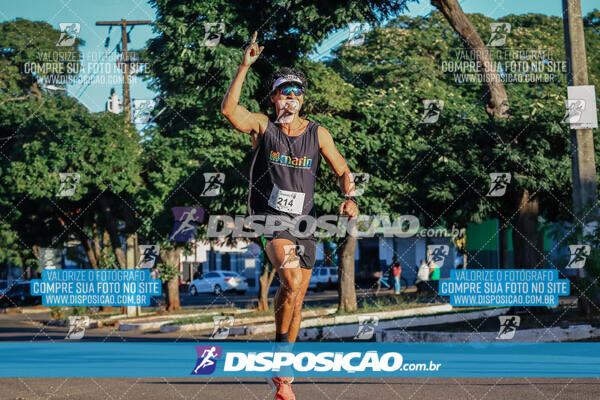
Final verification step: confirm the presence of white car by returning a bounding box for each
[308,266,339,291]
[189,271,248,296]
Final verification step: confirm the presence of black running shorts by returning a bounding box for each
[265,230,317,270]
[257,212,317,270]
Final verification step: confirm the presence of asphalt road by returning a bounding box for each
[178,287,346,309]
[1,377,599,400]
[0,311,217,341]
[177,286,402,309]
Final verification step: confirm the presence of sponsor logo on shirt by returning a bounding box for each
[269,150,313,168]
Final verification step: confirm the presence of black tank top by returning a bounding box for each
[248,119,321,218]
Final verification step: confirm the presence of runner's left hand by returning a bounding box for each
[339,200,359,218]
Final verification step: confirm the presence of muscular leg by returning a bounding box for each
[266,238,303,339]
[287,268,312,343]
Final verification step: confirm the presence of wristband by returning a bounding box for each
[345,196,358,206]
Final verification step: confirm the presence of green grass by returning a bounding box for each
[169,305,335,326]
[335,292,434,316]
[171,315,216,325]
[170,309,275,325]
[49,306,121,321]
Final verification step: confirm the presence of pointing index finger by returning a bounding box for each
[251,31,257,43]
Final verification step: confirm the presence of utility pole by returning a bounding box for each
[95,19,151,317]
[95,19,151,121]
[562,0,599,225]
[562,0,598,316]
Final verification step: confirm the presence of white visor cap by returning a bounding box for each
[271,75,304,93]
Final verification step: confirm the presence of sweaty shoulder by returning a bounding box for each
[250,113,270,149]
[317,125,333,149]
[254,113,269,135]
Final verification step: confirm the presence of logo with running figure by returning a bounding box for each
[486,172,511,197]
[57,172,80,197]
[191,345,222,375]
[275,99,300,124]
[201,22,225,47]
[563,99,586,124]
[420,100,444,124]
[354,315,379,340]
[38,248,62,269]
[281,244,304,269]
[211,316,234,340]
[169,207,204,242]
[201,173,225,197]
[350,173,370,196]
[138,245,160,268]
[347,23,369,46]
[566,245,591,269]
[65,316,89,340]
[487,23,511,47]
[132,99,155,124]
[497,315,520,339]
[57,23,80,47]
[427,245,449,268]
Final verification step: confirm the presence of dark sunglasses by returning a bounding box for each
[277,86,304,96]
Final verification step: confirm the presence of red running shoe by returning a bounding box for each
[268,377,296,400]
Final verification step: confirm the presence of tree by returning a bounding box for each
[0,18,84,105]
[429,0,568,268]
[0,19,145,284]
[1,93,143,270]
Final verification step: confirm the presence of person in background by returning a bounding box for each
[392,257,402,294]
[415,259,429,293]
[428,258,441,293]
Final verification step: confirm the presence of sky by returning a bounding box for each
[0,0,598,123]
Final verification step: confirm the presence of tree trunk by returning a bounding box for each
[31,244,39,260]
[338,234,357,312]
[99,227,114,313]
[77,229,98,269]
[125,233,138,317]
[92,221,101,266]
[126,235,136,267]
[166,278,181,312]
[74,214,98,269]
[123,204,140,268]
[98,195,126,268]
[512,190,540,268]
[431,0,509,120]
[257,259,276,312]
[162,247,181,312]
[499,225,510,268]
[101,228,111,264]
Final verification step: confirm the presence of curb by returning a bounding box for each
[177,304,456,337]
[120,309,260,332]
[120,312,221,331]
[2,306,51,314]
[159,307,338,333]
[322,307,508,340]
[229,305,456,338]
[381,324,600,342]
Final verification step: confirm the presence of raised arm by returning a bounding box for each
[221,31,268,138]
[318,126,359,218]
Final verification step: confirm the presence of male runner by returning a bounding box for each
[221,31,358,400]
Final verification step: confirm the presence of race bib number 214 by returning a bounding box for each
[268,187,305,215]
